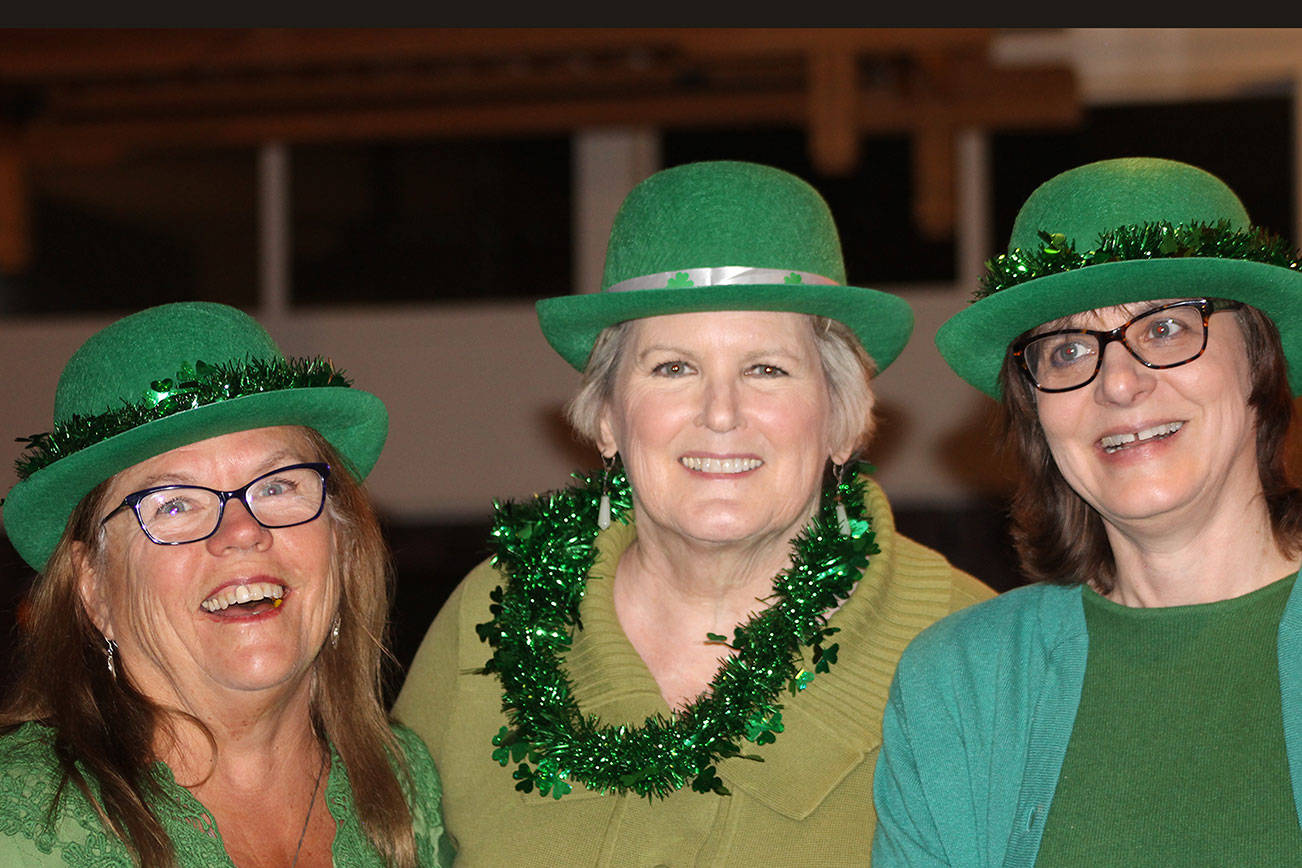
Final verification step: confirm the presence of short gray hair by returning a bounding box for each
[564,314,876,459]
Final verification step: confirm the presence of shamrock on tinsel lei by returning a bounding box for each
[475,459,878,800]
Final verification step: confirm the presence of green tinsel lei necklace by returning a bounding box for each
[476,460,878,800]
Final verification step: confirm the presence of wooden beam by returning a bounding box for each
[0,132,29,273]
[807,49,859,176]
[0,28,993,79]
[912,123,955,239]
[0,27,1078,247]
[18,69,1080,166]
[20,91,813,163]
[37,57,801,118]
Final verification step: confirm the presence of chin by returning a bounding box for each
[212,647,309,688]
[684,512,805,547]
[1099,489,1196,524]
[218,667,304,693]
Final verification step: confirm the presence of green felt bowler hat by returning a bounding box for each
[3,301,389,571]
[535,160,914,371]
[936,157,1302,398]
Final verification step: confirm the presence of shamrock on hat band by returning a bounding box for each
[606,266,838,294]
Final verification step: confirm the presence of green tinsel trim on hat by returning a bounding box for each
[15,356,352,480]
[977,220,1302,300]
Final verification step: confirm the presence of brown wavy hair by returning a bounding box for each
[0,427,418,868]
[999,302,1302,594]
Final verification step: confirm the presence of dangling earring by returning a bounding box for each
[832,461,852,536]
[597,453,616,531]
[329,615,341,648]
[103,636,118,680]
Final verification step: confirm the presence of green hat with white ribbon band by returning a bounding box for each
[536,160,914,371]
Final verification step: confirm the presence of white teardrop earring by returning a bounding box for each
[597,453,616,531]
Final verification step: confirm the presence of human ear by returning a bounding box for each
[829,385,874,467]
[73,541,113,640]
[596,403,619,460]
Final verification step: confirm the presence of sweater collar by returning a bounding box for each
[530,476,945,819]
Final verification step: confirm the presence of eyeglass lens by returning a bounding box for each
[134,465,326,544]
[1022,303,1209,391]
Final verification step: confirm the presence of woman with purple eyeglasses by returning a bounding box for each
[0,302,451,867]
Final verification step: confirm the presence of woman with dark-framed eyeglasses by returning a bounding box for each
[872,157,1302,866]
[0,302,453,867]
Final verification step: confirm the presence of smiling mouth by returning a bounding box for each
[679,456,763,474]
[201,582,286,614]
[1099,421,1185,454]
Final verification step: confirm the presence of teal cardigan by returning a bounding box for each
[871,578,1302,867]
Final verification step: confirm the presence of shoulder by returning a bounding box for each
[389,724,440,788]
[436,556,504,637]
[892,533,996,611]
[387,723,444,810]
[0,721,58,767]
[0,723,117,864]
[860,479,995,612]
[403,555,502,677]
[894,583,1085,688]
[0,722,64,813]
[392,556,505,755]
[387,724,455,868]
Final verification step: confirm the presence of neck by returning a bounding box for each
[145,675,321,791]
[1102,491,1298,607]
[617,517,807,620]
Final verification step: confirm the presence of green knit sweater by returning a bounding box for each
[1036,576,1302,866]
[0,721,453,866]
[393,477,993,866]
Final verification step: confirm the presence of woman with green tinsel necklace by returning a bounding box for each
[875,158,1302,866]
[393,160,994,865]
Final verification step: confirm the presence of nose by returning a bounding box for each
[1093,340,1155,406]
[205,497,272,554]
[698,376,743,433]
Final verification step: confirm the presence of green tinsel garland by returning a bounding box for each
[977,220,1302,300]
[15,356,352,480]
[476,460,878,800]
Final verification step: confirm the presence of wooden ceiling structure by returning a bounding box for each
[0,27,1082,274]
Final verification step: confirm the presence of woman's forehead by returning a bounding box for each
[1033,297,1186,333]
[627,309,817,344]
[109,426,317,493]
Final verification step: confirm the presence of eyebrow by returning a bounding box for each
[129,449,307,489]
[634,343,803,363]
[1035,299,1188,334]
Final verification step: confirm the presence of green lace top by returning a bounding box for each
[0,720,454,867]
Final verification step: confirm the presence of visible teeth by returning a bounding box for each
[679,456,763,474]
[201,582,285,613]
[1100,421,1184,453]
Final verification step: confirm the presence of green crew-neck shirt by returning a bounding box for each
[1036,575,1302,866]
